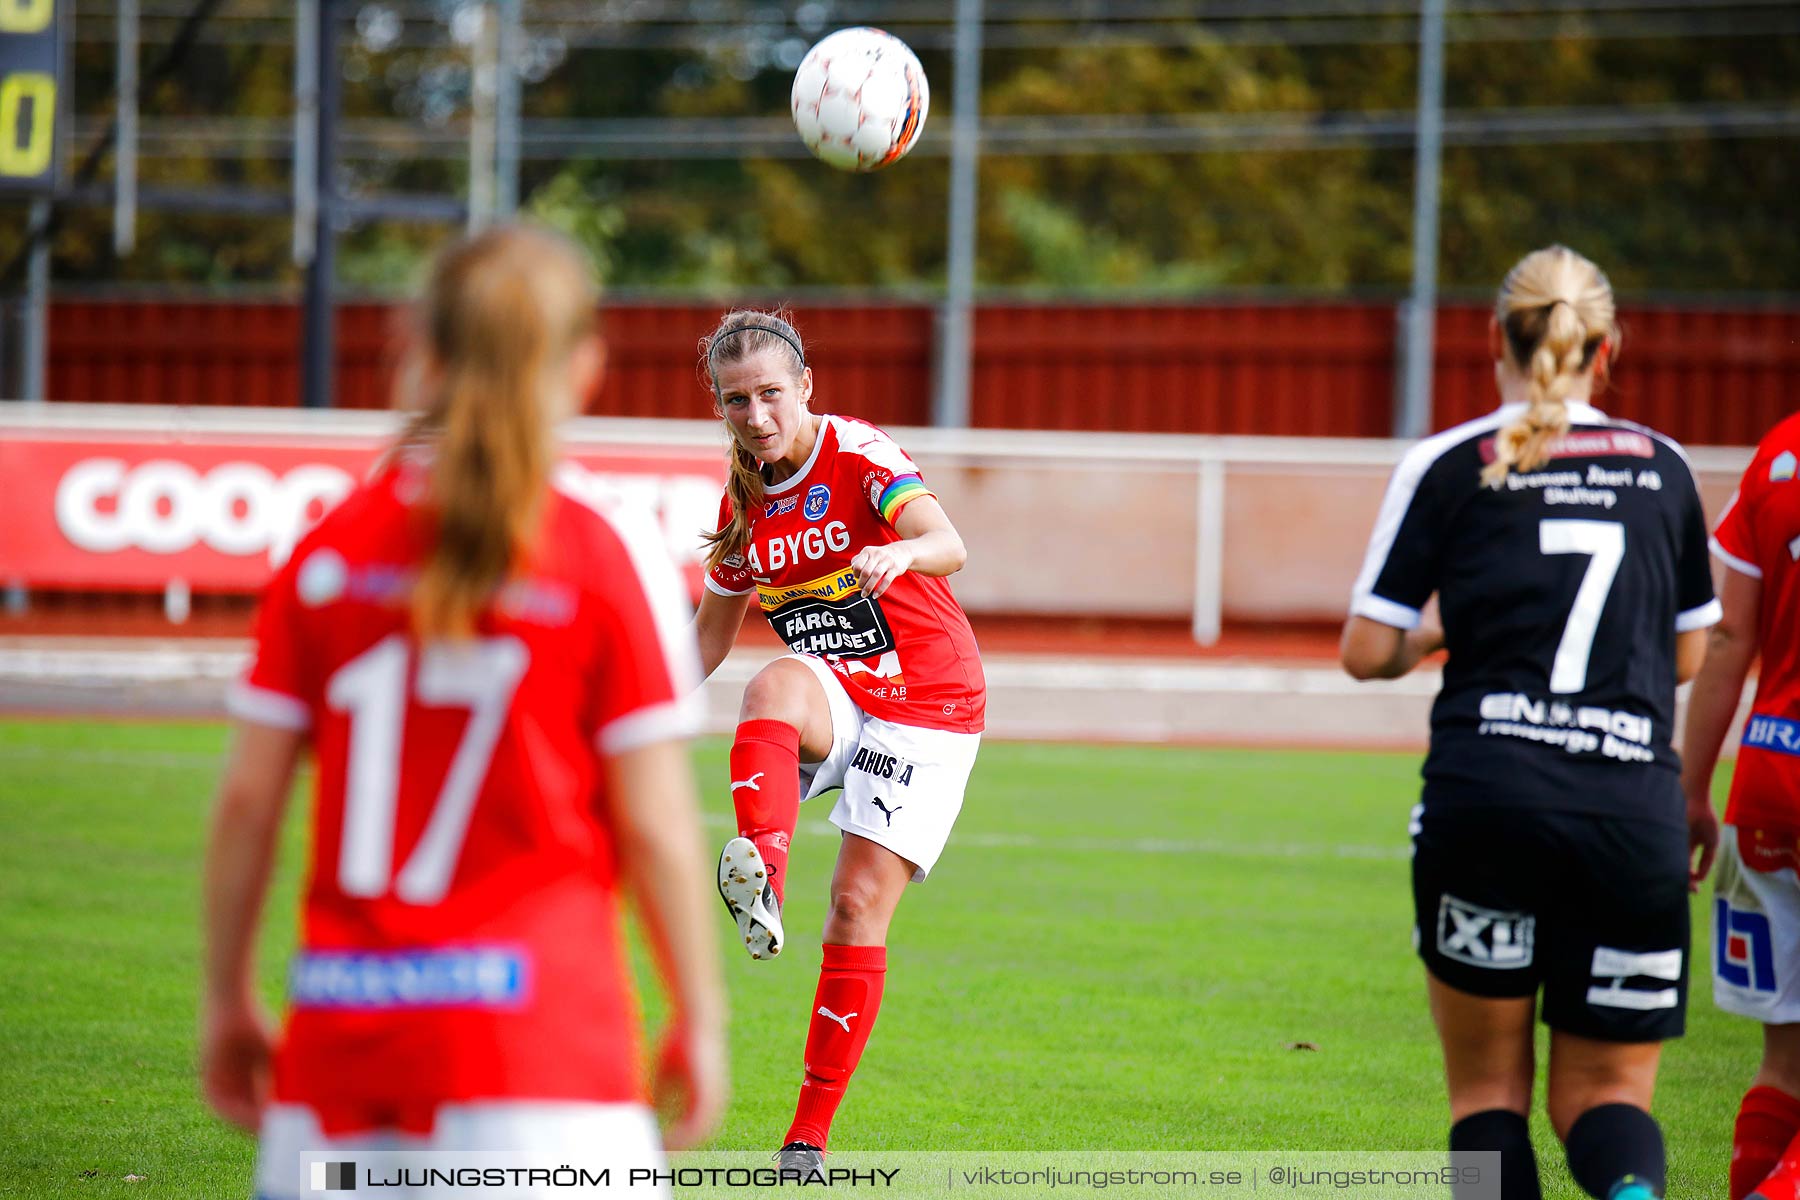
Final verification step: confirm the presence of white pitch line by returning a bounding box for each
[0,646,249,682]
[982,658,1441,696]
[0,644,1438,697]
[696,812,1407,862]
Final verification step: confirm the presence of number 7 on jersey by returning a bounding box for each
[1538,519,1625,695]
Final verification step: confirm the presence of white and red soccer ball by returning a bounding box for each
[790,27,930,172]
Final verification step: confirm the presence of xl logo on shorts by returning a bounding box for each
[1586,946,1682,1011]
[1437,896,1535,968]
[1716,898,1777,994]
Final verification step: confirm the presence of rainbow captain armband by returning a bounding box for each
[877,474,933,524]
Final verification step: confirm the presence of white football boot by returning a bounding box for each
[717,836,784,959]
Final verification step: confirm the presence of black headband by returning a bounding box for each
[709,323,806,372]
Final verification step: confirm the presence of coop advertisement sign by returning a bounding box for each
[0,429,726,594]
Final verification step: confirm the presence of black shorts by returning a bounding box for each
[1410,797,1690,1042]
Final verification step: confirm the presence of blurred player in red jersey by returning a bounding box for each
[199,225,725,1198]
[688,310,984,1170]
[1681,412,1800,1200]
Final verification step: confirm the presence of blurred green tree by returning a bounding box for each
[3,8,1794,296]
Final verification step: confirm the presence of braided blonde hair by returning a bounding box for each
[1482,245,1618,489]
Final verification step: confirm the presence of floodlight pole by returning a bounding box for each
[1395,0,1447,439]
[114,0,139,257]
[21,200,50,401]
[495,0,522,217]
[300,0,340,409]
[931,0,983,429]
[468,3,499,231]
[293,0,318,267]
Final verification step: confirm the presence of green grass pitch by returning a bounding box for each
[0,719,1744,1198]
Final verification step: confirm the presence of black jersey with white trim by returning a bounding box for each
[1352,402,1719,818]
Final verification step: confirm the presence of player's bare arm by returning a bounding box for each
[603,737,728,1149]
[1338,612,1445,681]
[851,496,968,600]
[1679,568,1761,887]
[1674,626,1710,686]
[200,720,305,1132]
[694,587,754,679]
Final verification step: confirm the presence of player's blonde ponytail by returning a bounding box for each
[1482,245,1618,489]
[698,309,809,571]
[399,224,599,639]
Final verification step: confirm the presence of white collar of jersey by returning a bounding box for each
[1494,399,1607,424]
[762,414,832,495]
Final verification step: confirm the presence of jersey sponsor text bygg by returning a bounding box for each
[706,415,984,733]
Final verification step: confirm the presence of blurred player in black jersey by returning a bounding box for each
[1342,246,1720,1200]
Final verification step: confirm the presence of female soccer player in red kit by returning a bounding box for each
[689,310,984,1168]
[199,225,725,1196]
[1680,411,1800,1200]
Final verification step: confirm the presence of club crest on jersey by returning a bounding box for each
[804,484,831,521]
[1772,450,1796,483]
[766,495,799,518]
[864,470,887,509]
[850,746,914,786]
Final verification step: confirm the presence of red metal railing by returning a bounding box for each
[45,297,1800,444]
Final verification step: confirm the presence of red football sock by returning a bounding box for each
[1737,1088,1800,1200]
[1751,1122,1800,1200]
[729,720,801,904]
[785,944,887,1151]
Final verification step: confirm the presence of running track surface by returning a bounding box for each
[0,617,1753,751]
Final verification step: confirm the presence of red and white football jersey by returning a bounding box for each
[229,456,701,1119]
[1713,411,1800,843]
[706,415,985,733]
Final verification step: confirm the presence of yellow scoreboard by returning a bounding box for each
[0,0,61,191]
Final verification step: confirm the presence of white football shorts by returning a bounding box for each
[1714,824,1800,1023]
[788,653,981,882]
[254,1100,666,1199]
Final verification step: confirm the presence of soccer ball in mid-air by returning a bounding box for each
[790,27,929,172]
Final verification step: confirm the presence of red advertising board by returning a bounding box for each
[0,425,727,596]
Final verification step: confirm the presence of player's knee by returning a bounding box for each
[826,881,886,935]
[739,662,812,728]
